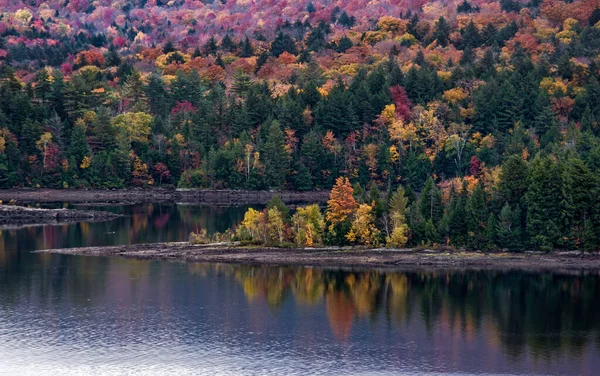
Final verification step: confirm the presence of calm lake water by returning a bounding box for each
[1,203,599,375]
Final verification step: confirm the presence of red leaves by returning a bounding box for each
[171,100,197,116]
[390,85,412,122]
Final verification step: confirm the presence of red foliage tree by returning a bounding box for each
[390,85,412,122]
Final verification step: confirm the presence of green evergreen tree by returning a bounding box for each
[419,177,443,226]
[262,120,288,189]
[496,203,523,251]
[526,157,565,250]
[497,155,528,208]
[433,17,451,47]
[466,183,488,249]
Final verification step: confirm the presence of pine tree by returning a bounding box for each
[67,123,90,170]
[123,70,149,113]
[461,20,480,50]
[485,213,498,250]
[419,177,443,226]
[433,17,451,47]
[262,121,288,188]
[497,155,528,208]
[526,157,565,250]
[240,36,254,58]
[270,32,297,57]
[496,203,523,251]
[466,183,488,249]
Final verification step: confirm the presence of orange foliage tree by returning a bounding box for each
[325,176,357,232]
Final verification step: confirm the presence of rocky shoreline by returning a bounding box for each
[36,242,600,271]
[0,188,329,205]
[0,205,121,225]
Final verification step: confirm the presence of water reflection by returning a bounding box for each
[0,204,599,374]
[0,203,252,264]
[1,259,599,375]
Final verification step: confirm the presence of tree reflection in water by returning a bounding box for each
[194,263,600,358]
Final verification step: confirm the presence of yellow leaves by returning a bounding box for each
[387,225,408,248]
[155,51,190,69]
[563,18,579,31]
[57,23,71,36]
[173,133,185,145]
[61,159,69,172]
[540,77,568,95]
[79,155,92,169]
[36,132,52,149]
[346,203,380,246]
[317,80,336,97]
[556,19,577,44]
[363,31,388,45]
[292,204,325,247]
[238,207,266,242]
[389,145,399,163]
[112,112,152,144]
[437,70,452,82]
[363,144,379,174]
[533,18,557,40]
[389,119,418,147]
[380,104,396,124]
[14,9,33,23]
[442,87,468,105]
[0,136,5,154]
[267,207,285,243]
[470,133,496,151]
[132,155,153,186]
[396,33,417,46]
[377,16,408,34]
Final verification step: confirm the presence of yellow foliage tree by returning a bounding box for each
[386,186,409,247]
[346,203,380,246]
[112,112,152,144]
[292,204,325,247]
[377,16,408,34]
[36,132,53,169]
[238,208,266,243]
[267,207,285,244]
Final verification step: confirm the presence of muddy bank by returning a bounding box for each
[0,188,329,205]
[0,205,121,225]
[37,242,600,271]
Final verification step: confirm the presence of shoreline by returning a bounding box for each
[0,205,121,226]
[0,188,329,205]
[36,242,600,271]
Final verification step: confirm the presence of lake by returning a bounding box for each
[0,203,599,375]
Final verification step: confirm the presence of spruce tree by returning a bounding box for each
[262,121,288,189]
[497,155,528,208]
[526,157,565,250]
[466,183,488,249]
[496,203,523,251]
[419,177,443,226]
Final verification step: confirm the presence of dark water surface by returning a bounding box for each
[0,204,599,375]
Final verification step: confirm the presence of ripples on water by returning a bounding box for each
[0,204,599,375]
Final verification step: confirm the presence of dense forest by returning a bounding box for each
[1,0,600,250]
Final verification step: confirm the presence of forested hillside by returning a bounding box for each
[1,0,600,249]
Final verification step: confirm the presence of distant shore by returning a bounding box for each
[0,205,121,226]
[0,188,329,205]
[37,242,600,271]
